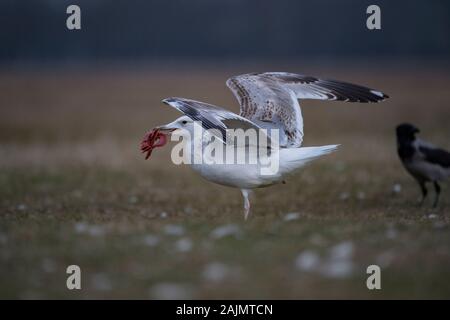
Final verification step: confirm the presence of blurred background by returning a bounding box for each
[2,0,450,65]
[0,0,449,299]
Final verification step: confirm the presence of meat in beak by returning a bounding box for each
[140,126,175,160]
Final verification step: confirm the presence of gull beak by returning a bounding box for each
[156,121,180,134]
[156,120,178,133]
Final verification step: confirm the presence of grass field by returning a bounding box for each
[1,65,449,299]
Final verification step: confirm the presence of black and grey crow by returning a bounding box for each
[396,123,450,207]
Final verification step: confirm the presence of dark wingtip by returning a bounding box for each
[162,97,176,104]
[368,90,389,102]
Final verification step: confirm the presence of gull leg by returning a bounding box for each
[241,189,251,220]
[433,181,441,208]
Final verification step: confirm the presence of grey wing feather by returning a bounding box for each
[226,72,389,147]
[258,72,389,102]
[418,144,450,168]
[162,97,266,144]
[227,74,304,147]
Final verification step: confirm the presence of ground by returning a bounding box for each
[0,64,449,299]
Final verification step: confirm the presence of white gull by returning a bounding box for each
[148,72,388,219]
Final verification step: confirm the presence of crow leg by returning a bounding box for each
[418,181,428,206]
[433,182,441,208]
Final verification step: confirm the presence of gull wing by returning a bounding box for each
[162,97,271,146]
[227,72,389,147]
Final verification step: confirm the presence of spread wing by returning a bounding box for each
[226,72,389,147]
[162,97,268,145]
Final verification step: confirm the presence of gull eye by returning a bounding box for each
[181,120,188,125]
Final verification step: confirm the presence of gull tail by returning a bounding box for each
[280,144,339,174]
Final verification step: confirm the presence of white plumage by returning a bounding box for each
[152,72,388,219]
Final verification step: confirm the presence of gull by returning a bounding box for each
[142,72,388,219]
[396,123,450,207]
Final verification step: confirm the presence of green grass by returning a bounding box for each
[0,67,449,299]
[1,162,449,299]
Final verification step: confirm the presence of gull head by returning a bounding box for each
[159,116,195,133]
[141,116,194,160]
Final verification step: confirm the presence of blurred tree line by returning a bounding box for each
[1,0,449,65]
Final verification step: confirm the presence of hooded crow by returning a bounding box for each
[396,123,450,207]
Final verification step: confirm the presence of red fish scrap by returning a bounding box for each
[140,128,168,159]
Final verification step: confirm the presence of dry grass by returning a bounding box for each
[0,65,449,299]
